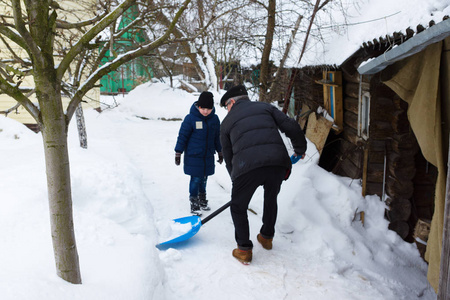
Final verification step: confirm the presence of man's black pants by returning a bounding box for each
[230,166,286,250]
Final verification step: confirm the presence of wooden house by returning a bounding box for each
[99,5,155,95]
[288,16,450,293]
[0,1,100,132]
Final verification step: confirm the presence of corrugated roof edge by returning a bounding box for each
[358,17,450,75]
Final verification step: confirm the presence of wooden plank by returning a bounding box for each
[320,71,343,132]
[438,147,450,299]
[322,71,331,116]
[344,97,358,115]
[365,182,383,196]
[343,69,360,84]
[368,139,387,152]
[388,152,415,169]
[333,71,344,131]
[368,120,393,139]
[367,163,384,183]
[391,110,410,134]
[362,148,369,196]
[387,162,416,181]
[372,96,396,112]
[369,150,385,164]
[337,139,362,172]
[388,220,410,239]
[370,104,394,122]
[345,82,359,99]
[341,142,362,168]
[391,133,420,151]
[298,103,311,130]
[339,158,361,179]
[344,111,358,131]
[387,198,412,222]
[343,126,360,146]
[386,178,414,199]
[305,113,333,155]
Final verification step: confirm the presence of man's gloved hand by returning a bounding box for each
[217,152,223,164]
[175,152,181,166]
[290,153,305,164]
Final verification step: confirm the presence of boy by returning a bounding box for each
[175,91,223,216]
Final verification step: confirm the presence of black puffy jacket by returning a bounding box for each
[220,97,307,180]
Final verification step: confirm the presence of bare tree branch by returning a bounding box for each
[56,0,137,81]
[66,0,193,121]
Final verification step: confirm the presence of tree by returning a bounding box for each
[0,0,192,284]
[258,0,276,102]
[154,0,248,91]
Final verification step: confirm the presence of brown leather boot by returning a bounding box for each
[257,233,273,250]
[232,248,252,265]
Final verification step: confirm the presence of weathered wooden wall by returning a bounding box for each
[336,69,436,243]
[290,16,448,258]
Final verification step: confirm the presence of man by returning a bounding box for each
[220,85,307,264]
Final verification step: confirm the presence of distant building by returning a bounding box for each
[99,5,154,95]
[0,1,101,132]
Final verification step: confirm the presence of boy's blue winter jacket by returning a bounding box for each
[175,102,222,177]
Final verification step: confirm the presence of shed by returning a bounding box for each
[288,16,450,293]
[357,17,450,296]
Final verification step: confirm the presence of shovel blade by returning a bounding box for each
[156,215,202,248]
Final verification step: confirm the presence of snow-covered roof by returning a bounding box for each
[358,17,450,74]
[295,0,450,68]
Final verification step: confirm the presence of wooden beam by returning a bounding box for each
[362,147,369,197]
[438,143,450,299]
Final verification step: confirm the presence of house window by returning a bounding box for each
[360,91,370,139]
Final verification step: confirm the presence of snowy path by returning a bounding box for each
[111,117,331,300]
[104,93,435,300]
[0,83,436,299]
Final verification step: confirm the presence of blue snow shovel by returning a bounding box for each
[156,200,231,249]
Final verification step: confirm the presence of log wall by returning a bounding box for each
[290,63,436,244]
[336,70,435,242]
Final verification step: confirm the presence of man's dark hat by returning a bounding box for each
[220,85,248,107]
[197,91,214,109]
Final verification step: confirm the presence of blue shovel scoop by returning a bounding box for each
[156,200,231,249]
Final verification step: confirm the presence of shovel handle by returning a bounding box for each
[201,200,231,225]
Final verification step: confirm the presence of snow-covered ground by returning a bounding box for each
[0,80,436,299]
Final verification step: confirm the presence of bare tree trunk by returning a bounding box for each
[40,91,81,284]
[297,0,331,64]
[281,0,331,113]
[150,0,205,80]
[259,0,276,102]
[76,103,88,149]
[197,0,204,28]
[2,0,192,285]
[268,14,303,103]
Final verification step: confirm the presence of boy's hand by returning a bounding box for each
[175,152,181,166]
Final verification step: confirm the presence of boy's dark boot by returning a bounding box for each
[257,233,273,250]
[232,248,252,265]
[190,196,202,216]
[198,192,210,211]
